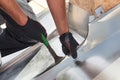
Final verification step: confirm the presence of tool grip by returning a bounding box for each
[41,34,49,46]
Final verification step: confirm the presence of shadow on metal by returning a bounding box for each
[0,43,42,80]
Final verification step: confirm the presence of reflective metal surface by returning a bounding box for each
[0,43,42,80]
[35,4,120,80]
[55,31,120,80]
[68,3,89,38]
[78,4,120,53]
[0,3,120,80]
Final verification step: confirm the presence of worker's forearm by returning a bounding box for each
[47,0,69,35]
[0,0,27,26]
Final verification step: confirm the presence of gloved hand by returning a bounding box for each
[59,32,79,59]
[6,17,47,43]
[0,9,47,43]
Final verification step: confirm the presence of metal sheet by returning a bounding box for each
[93,58,120,80]
[14,30,83,80]
[1,3,120,80]
[78,4,120,53]
[36,30,120,80]
[35,4,120,80]
[0,43,42,80]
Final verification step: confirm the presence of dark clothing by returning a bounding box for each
[0,29,36,57]
[0,8,47,57]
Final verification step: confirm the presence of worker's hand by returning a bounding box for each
[59,32,79,59]
[0,9,47,43]
[20,17,47,42]
[6,17,47,43]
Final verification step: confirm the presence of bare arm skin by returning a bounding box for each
[0,0,28,26]
[47,0,69,35]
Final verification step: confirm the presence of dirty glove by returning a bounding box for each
[59,32,79,59]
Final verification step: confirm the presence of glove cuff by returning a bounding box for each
[59,32,72,42]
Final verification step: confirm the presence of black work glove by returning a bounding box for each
[0,9,47,43]
[6,17,47,43]
[59,32,79,59]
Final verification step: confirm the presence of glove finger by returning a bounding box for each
[69,35,79,59]
[70,44,78,59]
[62,45,70,55]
